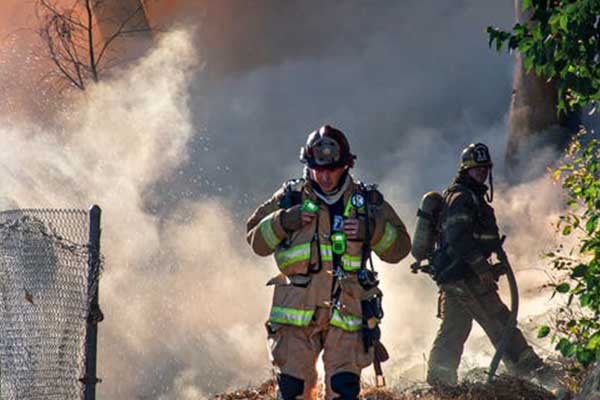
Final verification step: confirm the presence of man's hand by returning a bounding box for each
[343,218,360,239]
[344,215,376,241]
[301,211,316,225]
[280,205,316,232]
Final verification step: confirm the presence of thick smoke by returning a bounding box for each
[0,0,580,398]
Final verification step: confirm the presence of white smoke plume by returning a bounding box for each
[0,0,586,398]
[0,28,275,398]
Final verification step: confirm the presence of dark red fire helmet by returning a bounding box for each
[299,125,356,169]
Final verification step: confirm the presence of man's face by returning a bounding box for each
[309,165,347,192]
[467,166,490,184]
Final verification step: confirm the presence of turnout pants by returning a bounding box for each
[268,308,373,400]
[427,277,542,385]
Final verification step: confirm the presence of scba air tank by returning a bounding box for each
[411,191,444,261]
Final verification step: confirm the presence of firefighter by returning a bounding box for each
[426,143,543,386]
[246,125,411,400]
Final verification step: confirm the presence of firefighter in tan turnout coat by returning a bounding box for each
[247,125,411,400]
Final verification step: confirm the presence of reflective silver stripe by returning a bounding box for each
[442,214,471,229]
[330,309,362,332]
[342,254,362,271]
[465,253,485,265]
[259,215,280,250]
[473,233,500,241]
[373,222,398,254]
[275,243,311,269]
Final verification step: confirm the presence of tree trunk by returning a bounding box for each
[506,0,579,181]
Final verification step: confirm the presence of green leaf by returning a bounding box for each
[563,225,573,236]
[587,331,600,350]
[521,0,532,12]
[538,325,551,338]
[572,264,587,278]
[560,14,569,31]
[496,37,505,52]
[553,169,562,180]
[587,215,599,234]
[577,348,594,366]
[487,27,496,48]
[557,338,576,357]
[581,293,592,307]
[523,55,534,72]
[556,283,571,293]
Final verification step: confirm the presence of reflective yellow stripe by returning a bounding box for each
[321,244,333,262]
[259,215,280,250]
[342,254,362,272]
[275,243,311,269]
[373,222,398,254]
[330,309,362,332]
[269,306,314,327]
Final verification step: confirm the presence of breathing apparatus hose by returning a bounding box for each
[487,236,519,384]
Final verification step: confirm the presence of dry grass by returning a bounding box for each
[214,380,278,400]
[214,375,558,400]
[363,375,556,400]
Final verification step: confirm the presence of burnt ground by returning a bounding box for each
[214,375,559,400]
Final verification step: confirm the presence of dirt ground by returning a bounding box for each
[214,375,558,400]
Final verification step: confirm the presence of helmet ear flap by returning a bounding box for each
[347,154,356,168]
[299,146,308,163]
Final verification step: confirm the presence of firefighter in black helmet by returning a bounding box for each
[426,143,543,386]
[246,124,411,399]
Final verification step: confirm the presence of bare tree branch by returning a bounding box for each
[95,4,150,68]
[34,0,153,91]
[38,0,86,30]
[45,33,84,90]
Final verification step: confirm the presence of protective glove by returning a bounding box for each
[362,324,381,353]
[361,297,383,352]
[280,205,315,232]
[491,261,508,280]
[279,205,303,232]
[478,270,498,291]
[344,215,376,241]
[469,256,497,291]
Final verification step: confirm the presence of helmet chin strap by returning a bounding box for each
[307,169,351,205]
[485,169,494,203]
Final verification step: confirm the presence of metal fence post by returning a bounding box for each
[83,205,102,400]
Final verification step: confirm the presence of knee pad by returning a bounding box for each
[331,372,360,400]
[277,373,304,400]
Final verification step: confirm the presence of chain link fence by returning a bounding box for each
[0,208,101,400]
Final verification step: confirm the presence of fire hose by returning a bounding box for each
[487,236,519,384]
